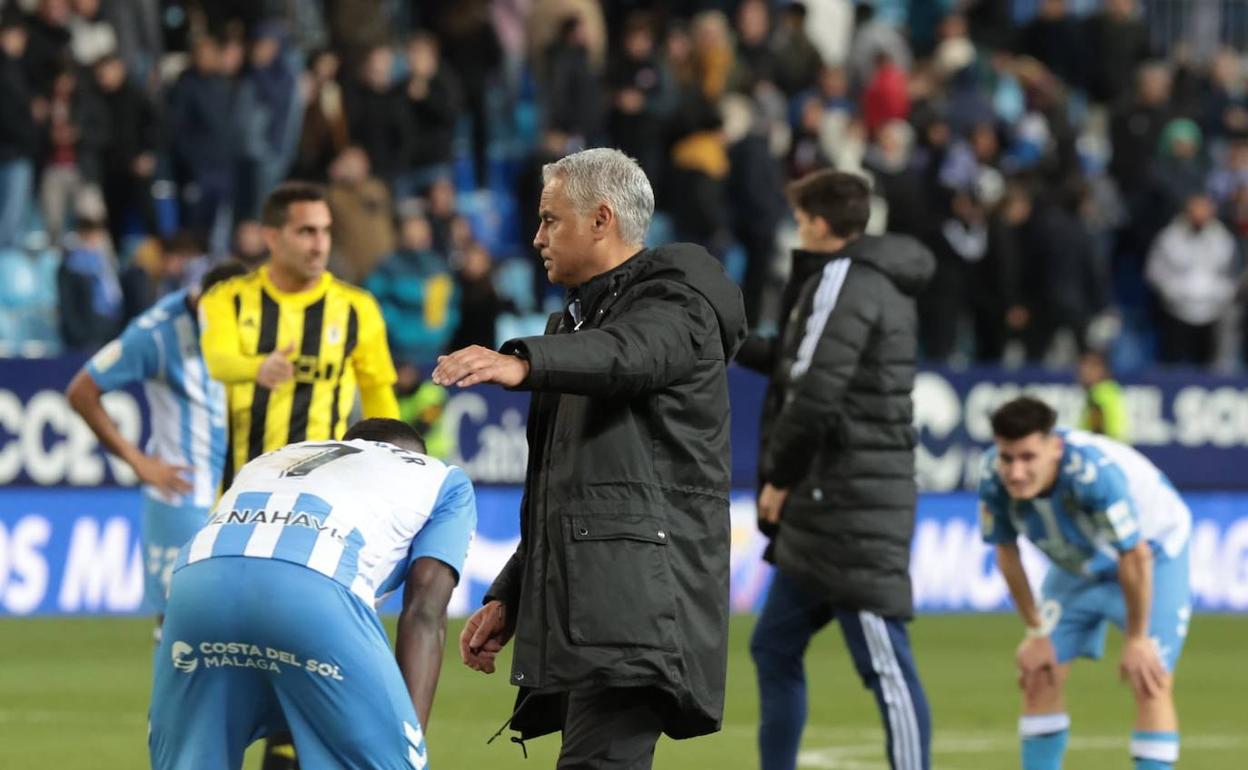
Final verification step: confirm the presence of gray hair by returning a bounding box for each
[542,148,654,245]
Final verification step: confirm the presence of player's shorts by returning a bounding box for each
[149,557,429,770]
[141,496,211,613]
[1041,542,1191,672]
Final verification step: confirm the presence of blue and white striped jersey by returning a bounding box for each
[87,290,226,509]
[979,428,1191,578]
[174,439,476,606]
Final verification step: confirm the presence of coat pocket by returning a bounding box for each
[564,515,677,650]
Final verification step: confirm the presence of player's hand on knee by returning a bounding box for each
[460,600,512,674]
[1015,634,1058,691]
[1120,635,1168,700]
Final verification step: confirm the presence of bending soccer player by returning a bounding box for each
[149,418,475,770]
[66,260,248,630]
[199,182,400,769]
[980,397,1191,770]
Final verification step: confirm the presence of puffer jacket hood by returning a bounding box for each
[643,242,749,360]
[840,234,936,297]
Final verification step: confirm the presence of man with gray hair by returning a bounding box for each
[434,147,746,768]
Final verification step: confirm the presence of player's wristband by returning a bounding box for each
[1024,600,1062,639]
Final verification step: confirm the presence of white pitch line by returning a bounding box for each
[797,732,1248,770]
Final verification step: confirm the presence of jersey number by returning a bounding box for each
[281,444,363,478]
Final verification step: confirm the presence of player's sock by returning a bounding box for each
[1131,730,1179,769]
[1019,713,1070,770]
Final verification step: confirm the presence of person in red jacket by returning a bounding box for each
[863,52,910,138]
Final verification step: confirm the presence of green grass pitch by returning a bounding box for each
[2,614,1244,768]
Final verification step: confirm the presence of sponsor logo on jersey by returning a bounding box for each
[185,641,345,679]
[171,640,198,673]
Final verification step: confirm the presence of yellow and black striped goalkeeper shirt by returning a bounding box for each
[199,267,399,487]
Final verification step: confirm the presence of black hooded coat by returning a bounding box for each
[488,242,747,740]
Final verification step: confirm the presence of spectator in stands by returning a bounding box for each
[120,230,208,318]
[167,36,236,249]
[732,0,778,93]
[862,52,910,138]
[848,1,911,90]
[1112,63,1175,254]
[1001,181,1106,363]
[426,177,459,256]
[938,39,996,137]
[920,164,1016,364]
[865,119,927,240]
[448,240,508,351]
[244,19,300,214]
[0,11,37,250]
[23,0,72,93]
[326,145,394,283]
[365,210,459,366]
[68,0,115,67]
[100,0,159,81]
[724,94,785,326]
[665,12,734,251]
[606,12,674,187]
[436,0,502,189]
[37,65,105,246]
[58,204,122,350]
[771,3,823,97]
[92,52,157,249]
[1020,0,1082,88]
[396,31,462,201]
[1201,49,1248,144]
[342,44,411,189]
[294,49,349,181]
[118,235,159,322]
[1083,0,1152,106]
[1150,118,1208,224]
[786,94,833,181]
[1208,138,1248,206]
[962,0,1014,54]
[227,219,267,269]
[541,14,602,146]
[1146,192,1239,366]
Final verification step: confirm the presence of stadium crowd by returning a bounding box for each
[1,0,1247,372]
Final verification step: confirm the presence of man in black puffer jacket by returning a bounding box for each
[433,148,745,769]
[741,170,935,770]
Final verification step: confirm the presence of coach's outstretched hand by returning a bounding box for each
[461,600,514,674]
[1120,636,1168,699]
[432,346,530,389]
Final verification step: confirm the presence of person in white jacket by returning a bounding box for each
[1145,192,1239,365]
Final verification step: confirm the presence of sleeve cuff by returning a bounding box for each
[500,337,541,390]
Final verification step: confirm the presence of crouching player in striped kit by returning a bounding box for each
[980,397,1192,770]
[149,418,475,770]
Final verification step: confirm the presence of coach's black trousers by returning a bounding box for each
[556,686,666,769]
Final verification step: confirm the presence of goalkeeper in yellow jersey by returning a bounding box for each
[198,181,400,770]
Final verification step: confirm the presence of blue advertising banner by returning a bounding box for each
[2,487,1244,617]
[4,358,1247,490]
[913,368,1248,491]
